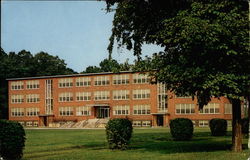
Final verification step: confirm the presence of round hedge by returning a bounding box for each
[0,120,26,160]
[170,118,194,141]
[241,118,249,134]
[209,118,227,136]
[106,118,133,150]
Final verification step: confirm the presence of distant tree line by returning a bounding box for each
[81,58,133,73]
[0,48,76,119]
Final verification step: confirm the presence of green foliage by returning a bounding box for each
[170,118,194,141]
[0,49,76,119]
[82,58,133,73]
[209,118,227,136]
[0,120,26,160]
[241,118,249,134]
[105,118,133,150]
[106,0,250,108]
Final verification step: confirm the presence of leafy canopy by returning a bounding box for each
[106,0,250,107]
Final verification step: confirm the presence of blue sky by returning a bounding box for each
[2,1,162,73]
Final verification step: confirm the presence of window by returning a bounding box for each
[76,106,91,116]
[132,121,151,127]
[142,121,151,127]
[11,95,24,103]
[133,121,142,127]
[59,107,73,116]
[59,92,73,102]
[94,76,110,86]
[133,105,150,115]
[26,80,39,89]
[133,73,150,84]
[58,78,73,88]
[76,77,91,87]
[26,108,40,116]
[113,105,130,115]
[26,121,33,127]
[199,120,209,127]
[11,108,24,117]
[113,74,129,85]
[227,120,232,127]
[157,82,168,112]
[94,91,110,100]
[224,103,232,114]
[113,90,130,100]
[199,103,220,114]
[76,92,91,101]
[11,81,24,90]
[175,104,195,114]
[133,89,150,99]
[33,121,39,127]
[26,94,40,103]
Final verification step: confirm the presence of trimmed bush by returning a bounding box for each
[209,118,227,136]
[242,118,249,134]
[170,118,193,141]
[106,118,133,150]
[0,120,26,160]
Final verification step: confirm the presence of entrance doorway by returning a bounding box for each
[157,115,164,126]
[96,106,110,118]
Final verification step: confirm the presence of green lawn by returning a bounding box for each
[23,128,249,160]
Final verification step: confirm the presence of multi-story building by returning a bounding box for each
[7,71,233,127]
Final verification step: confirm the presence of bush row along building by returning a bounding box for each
[7,71,234,127]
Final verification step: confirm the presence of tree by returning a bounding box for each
[0,49,76,119]
[106,0,249,152]
[81,58,133,73]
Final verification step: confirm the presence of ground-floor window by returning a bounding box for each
[227,120,232,127]
[26,121,33,127]
[199,120,209,127]
[133,120,151,127]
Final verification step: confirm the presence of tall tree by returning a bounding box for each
[106,0,249,152]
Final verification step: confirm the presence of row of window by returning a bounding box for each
[11,74,150,90]
[11,108,40,117]
[175,103,232,114]
[11,80,39,90]
[59,90,150,102]
[11,105,151,117]
[11,94,40,104]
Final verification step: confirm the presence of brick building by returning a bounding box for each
[7,71,233,127]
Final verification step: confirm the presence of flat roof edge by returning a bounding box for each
[6,71,138,81]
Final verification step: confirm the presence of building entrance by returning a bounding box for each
[96,106,110,119]
[157,115,164,126]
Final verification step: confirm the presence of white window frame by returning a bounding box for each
[175,104,195,114]
[113,105,130,115]
[58,78,73,88]
[76,77,91,87]
[133,105,151,115]
[113,74,129,85]
[94,91,110,101]
[113,90,130,100]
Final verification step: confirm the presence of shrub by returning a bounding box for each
[241,118,249,134]
[209,118,227,136]
[170,118,193,141]
[0,120,26,160]
[106,118,133,150]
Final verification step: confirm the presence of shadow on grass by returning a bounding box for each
[127,131,244,154]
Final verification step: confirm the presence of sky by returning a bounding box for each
[1,1,163,73]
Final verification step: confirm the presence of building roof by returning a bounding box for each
[6,71,138,81]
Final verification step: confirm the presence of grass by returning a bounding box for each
[23,128,249,160]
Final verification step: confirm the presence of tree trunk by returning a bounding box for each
[247,96,250,149]
[232,99,242,152]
